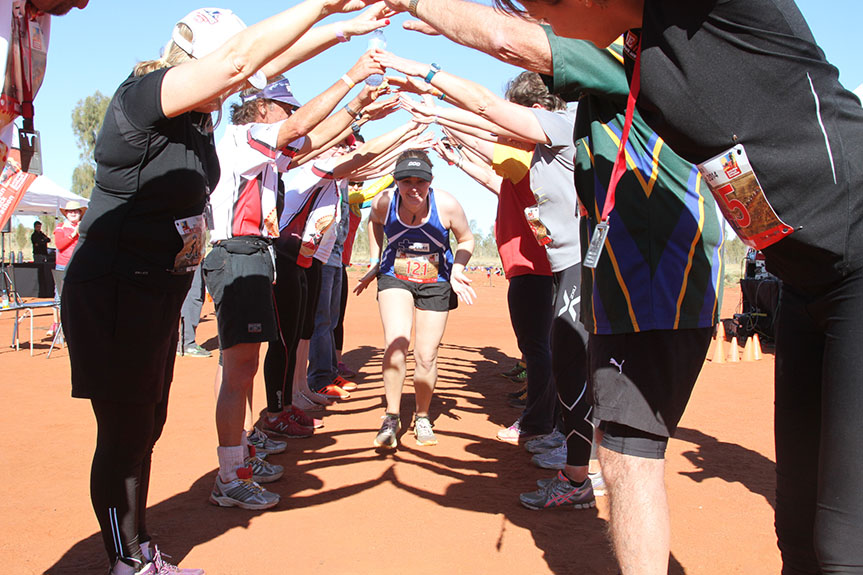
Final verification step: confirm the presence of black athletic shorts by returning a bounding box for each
[64,272,189,403]
[203,237,277,350]
[589,327,712,458]
[377,274,457,311]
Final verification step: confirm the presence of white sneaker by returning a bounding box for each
[208,467,279,510]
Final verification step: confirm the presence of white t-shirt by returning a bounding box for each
[210,121,303,242]
[279,156,340,267]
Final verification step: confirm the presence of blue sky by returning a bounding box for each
[27,0,863,234]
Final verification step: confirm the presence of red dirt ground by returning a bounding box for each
[0,272,778,574]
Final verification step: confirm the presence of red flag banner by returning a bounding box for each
[0,158,38,230]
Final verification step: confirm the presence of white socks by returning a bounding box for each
[217,445,245,483]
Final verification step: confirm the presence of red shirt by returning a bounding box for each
[54,223,80,267]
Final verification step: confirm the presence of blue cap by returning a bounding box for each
[241,78,301,108]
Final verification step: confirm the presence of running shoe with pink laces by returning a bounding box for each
[152,545,205,575]
[262,411,314,438]
[289,404,323,429]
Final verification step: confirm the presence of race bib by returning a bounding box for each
[697,144,793,250]
[172,215,205,273]
[524,205,552,246]
[394,247,439,283]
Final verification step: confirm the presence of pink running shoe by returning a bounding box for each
[152,545,205,575]
[289,404,323,429]
[262,411,314,438]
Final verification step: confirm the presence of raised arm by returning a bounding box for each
[384,0,553,75]
[377,52,549,144]
[435,139,501,195]
[161,0,371,117]
[332,122,427,178]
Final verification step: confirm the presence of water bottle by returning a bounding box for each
[365,30,386,87]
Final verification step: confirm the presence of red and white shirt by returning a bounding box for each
[279,157,341,267]
[210,121,304,242]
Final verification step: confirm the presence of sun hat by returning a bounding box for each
[60,200,87,216]
[241,78,302,109]
[172,8,267,89]
[393,156,433,182]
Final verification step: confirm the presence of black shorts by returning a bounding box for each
[377,274,457,311]
[63,272,190,403]
[202,237,277,350]
[589,327,712,457]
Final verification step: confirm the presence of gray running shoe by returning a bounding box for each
[247,427,287,456]
[245,451,283,483]
[209,467,279,510]
[414,415,438,446]
[373,414,401,448]
[520,470,596,510]
[532,443,567,470]
[537,470,606,497]
[525,429,566,454]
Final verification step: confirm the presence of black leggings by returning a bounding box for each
[334,266,349,351]
[264,257,308,413]
[90,392,169,567]
[507,273,555,435]
[774,267,863,574]
[551,264,592,467]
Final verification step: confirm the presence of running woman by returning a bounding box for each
[354,149,475,448]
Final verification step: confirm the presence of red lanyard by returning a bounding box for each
[599,39,641,223]
[15,2,35,130]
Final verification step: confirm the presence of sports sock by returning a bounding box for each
[217,445,245,483]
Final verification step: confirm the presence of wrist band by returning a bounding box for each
[438,91,446,100]
[344,103,360,118]
[424,63,441,84]
[408,0,420,17]
[370,257,380,265]
[335,27,348,43]
[341,74,355,89]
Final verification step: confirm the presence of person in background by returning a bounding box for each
[176,263,209,357]
[30,220,49,262]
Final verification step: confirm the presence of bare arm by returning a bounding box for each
[378,52,549,144]
[385,0,553,75]
[332,122,427,178]
[262,2,392,77]
[161,0,370,117]
[437,189,476,304]
[434,140,501,195]
[354,191,390,295]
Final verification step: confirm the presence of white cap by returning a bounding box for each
[172,8,266,89]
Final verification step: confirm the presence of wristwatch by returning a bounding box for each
[408,0,420,17]
[425,63,441,84]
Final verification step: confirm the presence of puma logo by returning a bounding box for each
[609,358,625,373]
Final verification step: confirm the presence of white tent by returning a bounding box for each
[13,176,88,217]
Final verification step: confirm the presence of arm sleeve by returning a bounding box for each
[541,25,630,105]
[242,122,306,175]
[115,68,169,130]
[531,108,576,148]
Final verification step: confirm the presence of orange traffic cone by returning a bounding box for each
[727,336,740,362]
[753,334,763,361]
[743,336,755,362]
[711,331,725,364]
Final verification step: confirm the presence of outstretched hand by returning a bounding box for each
[329,0,375,15]
[371,50,426,77]
[451,268,476,305]
[354,264,379,296]
[343,2,394,37]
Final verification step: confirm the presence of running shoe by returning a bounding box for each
[292,392,330,412]
[525,429,566,454]
[414,415,438,446]
[500,361,527,378]
[114,558,156,575]
[209,467,279,510]
[507,389,527,408]
[373,414,401,449]
[507,386,528,399]
[177,344,211,358]
[496,419,540,444]
[509,367,527,384]
[152,545,205,575]
[262,411,314,438]
[531,443,567,470]
[337,361,357,378]
[333,374,357,392]
[314,383,350,400]
[289,404,323,429]
[245,449,284,483]
[247,427,287,456]
[520,470,596,510]
[588,470,606,497]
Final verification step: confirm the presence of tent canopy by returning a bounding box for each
[13,176,88,217]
